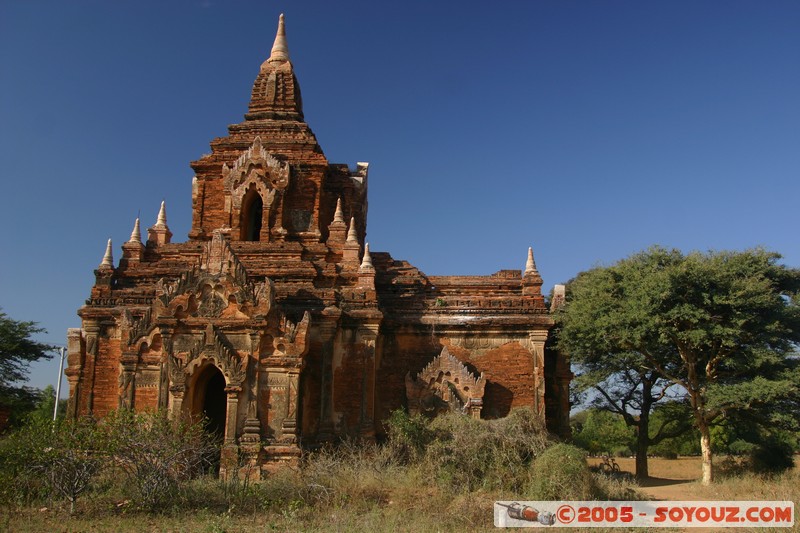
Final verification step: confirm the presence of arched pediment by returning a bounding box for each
[157,273,271,320]
[405,347,486,418]
[173,325,247,389]
[150,231,274,322]
[223,136,290,210]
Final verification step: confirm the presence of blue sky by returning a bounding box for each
[1,1,798,394]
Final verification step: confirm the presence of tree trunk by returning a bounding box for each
[635,429,649,480]
[698,420,713,485]
[634,376,654,480]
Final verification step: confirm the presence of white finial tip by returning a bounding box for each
[129,217,142,243]
[333,197,345,224]
[525,246,537,274]
[269,13,289,62]
[100,238,114,267]
[346,216,358,242]
[156,200,167,227]
[360,242,374,271]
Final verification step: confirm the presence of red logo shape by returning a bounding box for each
[557,505,575,524]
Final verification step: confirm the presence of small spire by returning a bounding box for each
[333,198,345,224]
[156,200,167,227]
[525,246,538,274]
[148,200,173,246]
[100,238,114,268]
[346,217,358,243]
[268,14,289,62]
[360,243,374,271]
[128,217,142,244]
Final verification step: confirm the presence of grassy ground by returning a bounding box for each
[3,457,798,532]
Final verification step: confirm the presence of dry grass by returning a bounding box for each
[7,458,796,532]
[3,438,796,533]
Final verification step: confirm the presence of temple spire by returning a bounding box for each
[128,217,142,244]
[524,246,538,275]
[148,200,173,246]
[346,217,358,243]
[268,14,289,63]
[100,239,114,268]
[522,246,543,297]
[250,13,304,120]
[333,198,345,224]
[360,243,375,271]
[358,242,376,291]
[156,200,168,227]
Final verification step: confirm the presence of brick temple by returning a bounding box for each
[65,15,570,474]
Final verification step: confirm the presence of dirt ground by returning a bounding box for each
[589,456,705,500]
[590,456,798,501]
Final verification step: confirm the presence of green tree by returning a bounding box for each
[0,309,55,425]
[557,247,800,484]
[27,385,67,423]
[570,357,693,478]
[571,408,634,456]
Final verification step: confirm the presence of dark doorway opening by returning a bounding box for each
[202,367,227,442]
[242,190,263,241]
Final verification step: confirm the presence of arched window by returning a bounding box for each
[241,188,263,241]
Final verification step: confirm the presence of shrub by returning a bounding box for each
[0,416,106,513]
[526,443,595,500]
[728,439,756,456]
[302,438,397,509]
[750,436,795,474]
[422,408,551,492]
[102,409,214,511]
[384,409,433,463]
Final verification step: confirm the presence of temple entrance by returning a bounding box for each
[192,364,227,442]
[241,188,263,241]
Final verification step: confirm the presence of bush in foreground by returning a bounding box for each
[395,407,551,493]
[1,407,642,522]
[526,443,596,500]
[0,416,105,513]
[101,409,215,511]
[0,409,214,513]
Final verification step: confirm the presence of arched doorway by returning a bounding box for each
[191,364,227,442]
[241,188,263,241]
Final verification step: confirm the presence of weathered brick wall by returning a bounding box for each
[330,332,379,436]
[91,336,121,418]
[299,339,322,438]
[446,340,538,418]
[374,330,541,430]
[196,178,227,237]
[373,326,446,430]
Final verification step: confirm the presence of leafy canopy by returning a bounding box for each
[0,309,55,406]
[558,246,800,421]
